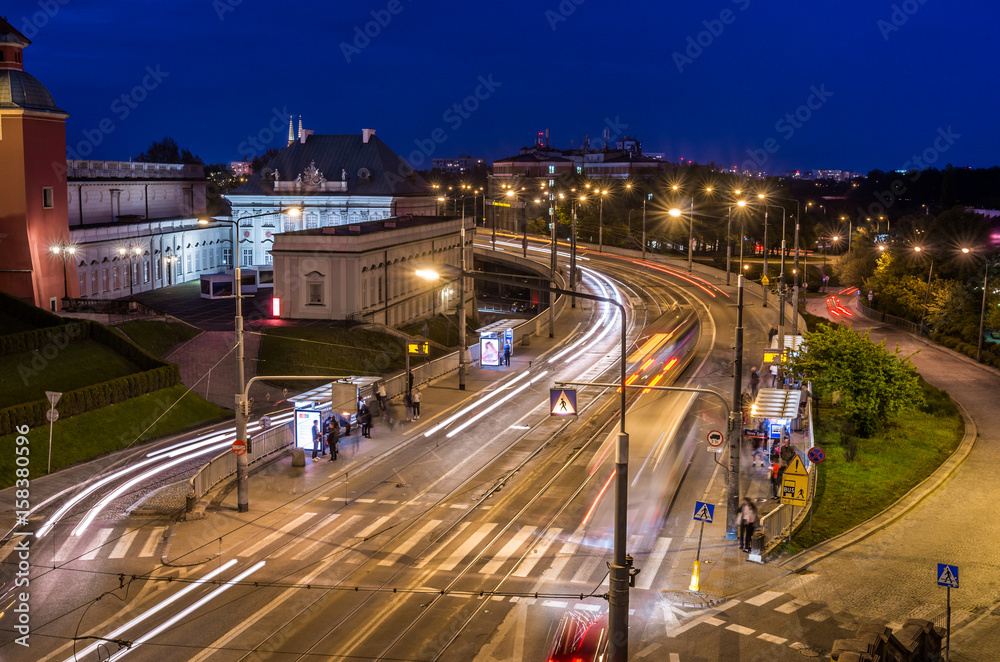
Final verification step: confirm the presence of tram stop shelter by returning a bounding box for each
[476,319,519,368]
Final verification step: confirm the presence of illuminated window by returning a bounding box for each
[307,282,323,305]
[242,248,253,266]
[42,187,54,209]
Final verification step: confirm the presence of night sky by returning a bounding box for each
[8,0,996,174]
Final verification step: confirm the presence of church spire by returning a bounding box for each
[287,115,294,146]
[297,115,303,141]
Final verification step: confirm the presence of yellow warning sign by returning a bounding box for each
[407,342,429,355]
[785,455,807,476]
[781,474,808,506]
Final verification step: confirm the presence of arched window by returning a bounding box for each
[361,267,369,309]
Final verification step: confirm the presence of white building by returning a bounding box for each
[226,128,438,269]
[65,160,226,299]
[271,215,474,326]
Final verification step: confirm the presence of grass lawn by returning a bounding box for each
[398,314,475,349]
[0,341,142,409]
[779,378,963,553]
[258,326,441,390]
[0,310,47,334]
[117,319,201,358]
[0,384,230,487]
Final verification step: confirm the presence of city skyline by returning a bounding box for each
[6,0,997,174]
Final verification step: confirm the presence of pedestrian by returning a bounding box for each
[780,441,796,465]
[376,382,387,410]
[740,388,752,425]
[751,436,762,467]
[327,418,340,461]
[739,497,758,552]
[770,460,781,499]
[404,391,413,421]
[259,414,271,431]
[311,419,322,460]
[359,403,372,438]
[768,326,778,345]
[411,387,421,420]
[503,343,512,367]
[749,367,760,397]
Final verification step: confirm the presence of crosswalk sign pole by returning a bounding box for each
[946,585,951,662]
[689,520,705,592]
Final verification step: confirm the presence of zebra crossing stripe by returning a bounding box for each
[108,530,139,559]
[292,515,361,561]
[239,514,316,557]
[512,528,563,577]
[479,526,537,575]
[439,523,498,572]
[138,527,166,558]
[378,520,440,567]
[78,528,113,560]
[635,537,671,590]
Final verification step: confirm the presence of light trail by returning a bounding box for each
[581,471,616,527]
[423,370,534,438]
[445,371,549,438]
[60,560,238,662]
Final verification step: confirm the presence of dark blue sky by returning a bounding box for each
[9,0,996,174]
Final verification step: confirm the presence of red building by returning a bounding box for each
[0,17,73,310]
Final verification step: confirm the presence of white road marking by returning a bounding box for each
[758,632,788,644]
[382,500,398,504]
[239,514,316,557]
[108,530,138,559]
[355,498,375,503]
[570,554,605,584]
[439,523,497,572]
[378,520,440,567]
[726,624,755,635]
[635,537,671,590]
[271,515,339,559]
[704,616,726,627]
[636,643,662,659]
[54,535,80,562]
[479,526,537,575]
[774,597,811,614]
[512,528,563,577]
[541,526,587,580]
[292,515,361,560]
[806,608,831,622]
[355,515,391,539]
[573,603,601,612]
[542,600,568,608]
[745,590,784,607]
[79,528,112,560]
[138,526,166,558]
[413,522,470,568]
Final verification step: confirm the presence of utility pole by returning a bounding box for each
[459,225,467,390]
[235,248,249,512]
[791,214,801,335]
[727,275,744,539]
[762,206,769,307]
[687,198,694,272]
[641,195,648,262]
[571,201,578,308]
[549,193,557,337]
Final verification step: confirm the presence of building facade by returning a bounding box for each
[272,215,474,326]
[0,17,73,310]
[227,128,438,270]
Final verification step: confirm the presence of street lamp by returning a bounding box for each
[117,245,143,298]
[597,188,609,252]
[50,243,77,301]
[961,247,991,363]
[914,246,934,332]
[421,263,631,660]
[198,206,300,513]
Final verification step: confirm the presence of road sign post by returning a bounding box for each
[706,429,724,448]
[550,388,578,416]
[690,501,714,591]
[45,391,62,475]
[937,563,958,660]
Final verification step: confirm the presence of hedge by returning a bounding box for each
[0,364,179,436]
[0,289,63,331]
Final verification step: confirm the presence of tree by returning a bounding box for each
[250,147,280,173]
[786,322,924,437]
[134,137,203,164]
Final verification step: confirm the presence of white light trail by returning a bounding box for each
[60,560,238,662]
[446,371,549,438]
[423,370,534,438]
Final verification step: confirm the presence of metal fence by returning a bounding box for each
[854,298,923,335]
[189,422,293,502]
[759,386,817,555]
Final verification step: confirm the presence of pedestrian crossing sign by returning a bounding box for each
[781,473,808,506]
[693,501,714,523]
[550,388,577,416]
[937,563,959,589]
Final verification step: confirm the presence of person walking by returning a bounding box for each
[780,440,796,465]
[749,367,760,397]
[768,326,778,345]
[327,418,340,461]
[404,391,413,421]
[376,382,387,410]
[311,419,322,461]
[770,460,781,499]
[739,497,758,552]
[411,388,421,420]
[503,343,512,367]
[359,403,372,438]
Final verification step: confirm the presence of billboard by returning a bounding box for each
[294,408,321,449]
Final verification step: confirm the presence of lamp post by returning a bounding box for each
[914,246,934,332]
[642,194,651,262]
[961,247,991,363]
[419,265,630,660]
[198,206,299,512]
[50,243,77,301]
[724,190,743,286]
[597,188,608,252]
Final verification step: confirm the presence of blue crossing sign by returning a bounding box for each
[937,564,959,589]
[550,388,577,416]
[693,501,714,523]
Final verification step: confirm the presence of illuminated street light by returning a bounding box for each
[50,243,77,301]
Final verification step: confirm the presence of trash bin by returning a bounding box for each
[748,529,765,562]
[291,448,306,467]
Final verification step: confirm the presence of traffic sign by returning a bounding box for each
[785,454,807,476]
[868,290,874,302]
[46,390,62,407]
[550,388,577,416]
[232,439,247,456]
[937,564,959,589]
[407,342,429,355]
[45,409,59,423]
[807,446,825,464]
[706,430,724,447]
[743,428,767,439]
[693,501,714,523]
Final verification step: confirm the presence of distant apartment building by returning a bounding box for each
[231,161,252,176]
[431,154,485,176]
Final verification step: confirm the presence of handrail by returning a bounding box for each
[188,422,293,502]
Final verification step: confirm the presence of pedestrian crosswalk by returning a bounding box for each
[34,514,680,591]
